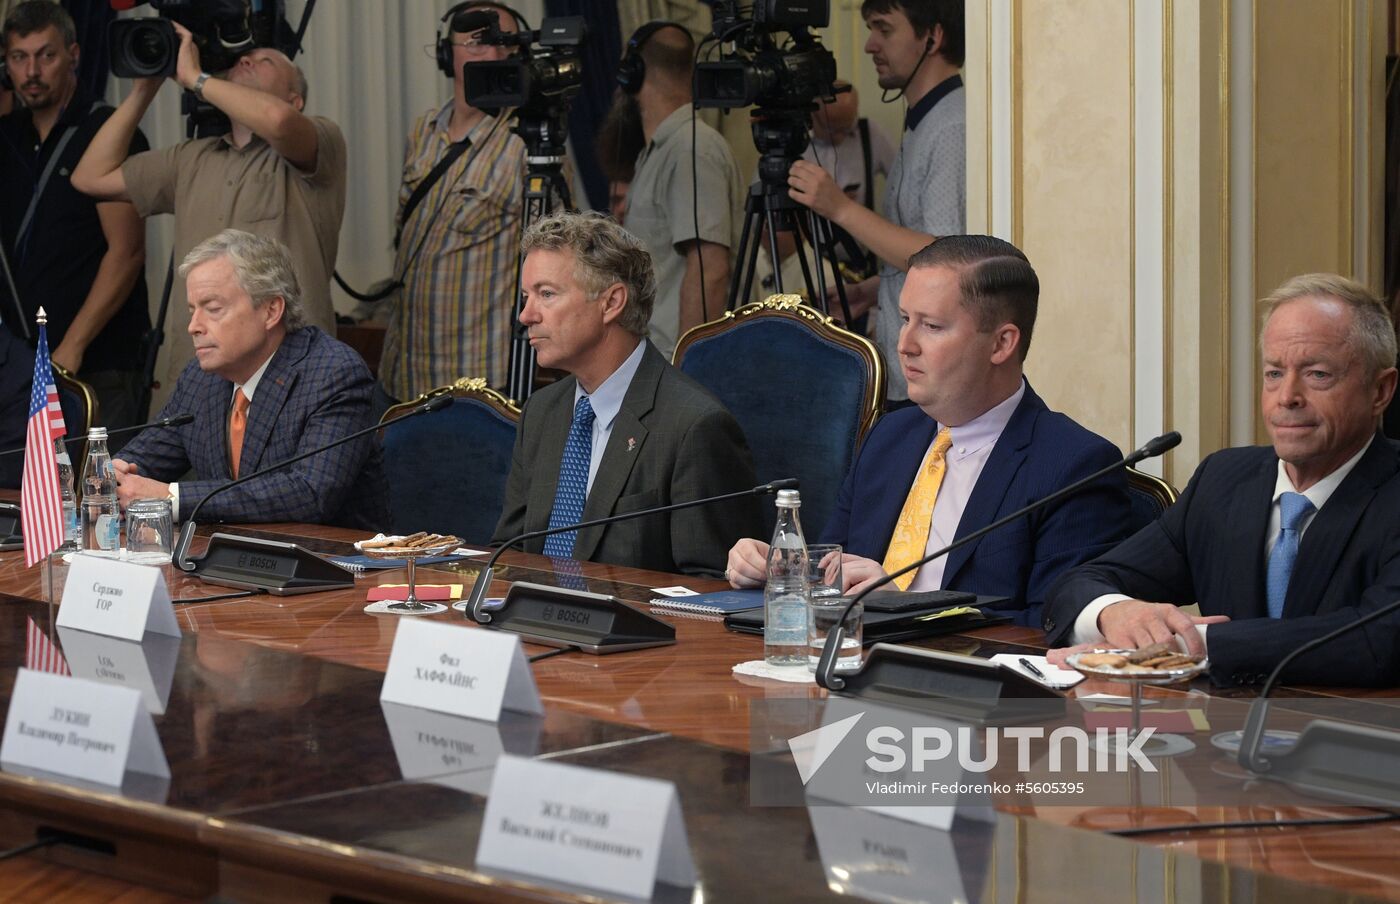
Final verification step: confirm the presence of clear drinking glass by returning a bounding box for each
[805,544,844,600]
[805,545,861,672]
[808,595,863,673]
[125,498,173,564]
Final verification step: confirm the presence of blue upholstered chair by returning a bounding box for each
[379,378,520,544]
[52,365,97,465]
[1125,467,1179,532]
[673,294,885,538]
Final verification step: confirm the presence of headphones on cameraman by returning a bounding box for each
[616,20,688,94]
[435,1,531,78]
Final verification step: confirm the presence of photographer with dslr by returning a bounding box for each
[0,1,149,432]
[72,16,345,396]
[600,21,743,358]
[786,0,964,406]
[377,2,527,415]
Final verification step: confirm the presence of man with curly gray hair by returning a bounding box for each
[494,211,761,576]
[112,229,388,530]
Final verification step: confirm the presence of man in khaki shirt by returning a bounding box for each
[73,22,345,402]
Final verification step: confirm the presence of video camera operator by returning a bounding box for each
[72,11,345,402]
[786,0,964,407]
[599,21,743,358]
[0,1,149,434]
[376,1,528,417]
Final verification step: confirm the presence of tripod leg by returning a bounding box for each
[729,191,758,311]
[764,207,785,295]
[785,211,822,309]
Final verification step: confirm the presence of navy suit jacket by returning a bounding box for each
[120,327,388,529]
[821,382,1131,624]
[1045,438,1400,687]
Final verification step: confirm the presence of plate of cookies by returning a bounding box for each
[356,532,462,558]
[1066,641,1208,684]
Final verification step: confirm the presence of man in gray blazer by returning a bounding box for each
[492,211,761,577]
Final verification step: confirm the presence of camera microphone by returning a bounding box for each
[452,10,499,35]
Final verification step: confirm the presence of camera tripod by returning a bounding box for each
[728,108,851,321]
[505,152,573,403]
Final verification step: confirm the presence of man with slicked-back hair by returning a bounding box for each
[727,235,1131,626]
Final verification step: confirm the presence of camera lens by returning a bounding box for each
[128,28,167,70]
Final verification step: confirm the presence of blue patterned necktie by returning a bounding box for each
[1265,491,1314,619]
[543,396,596,558]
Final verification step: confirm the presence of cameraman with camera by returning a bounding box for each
[601,21,743,358]
[72,15,346,394]
[376,1,528,415]
[786,0,964,406]
[0,1,149,433]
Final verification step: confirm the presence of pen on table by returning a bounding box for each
[1019,657,1047,680]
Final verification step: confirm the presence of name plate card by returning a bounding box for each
[56,555,181,642]
[57,628,181,715]
[380,619,542,721]
[477,754,695,899]
[1,669,170,787]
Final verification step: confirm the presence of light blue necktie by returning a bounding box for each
[1265,492,1314,619]
[543,396,595,558]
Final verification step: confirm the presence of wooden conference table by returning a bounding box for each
[0,520,1397,903]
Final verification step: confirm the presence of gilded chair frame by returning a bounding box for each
[1125,467,1179,515]
[52,363,98,467]
[379,377,521,429]
[673,293,886,443]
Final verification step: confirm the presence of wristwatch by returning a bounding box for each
[192,71,212,100]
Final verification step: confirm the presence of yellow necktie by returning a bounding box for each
[229,388,250,478]
[883,428,953,590]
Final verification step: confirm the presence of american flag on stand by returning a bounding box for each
[20,311,67,567]
[24,616,70,676]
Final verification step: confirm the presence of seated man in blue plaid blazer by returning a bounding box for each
[114,229,388,529]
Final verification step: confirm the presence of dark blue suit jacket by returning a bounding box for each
[120,327,388,529]
[1045,438,1400,687]
[821,382,1131,624]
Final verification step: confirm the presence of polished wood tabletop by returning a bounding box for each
[0,519,1397,902]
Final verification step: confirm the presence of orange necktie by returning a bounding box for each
[882,428,953,590]
[229,388,250,478]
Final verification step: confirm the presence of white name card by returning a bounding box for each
[477,754,695,899]
[57,627,181,715]
[380,619,542,721]
[1,668,170,787]
[56,555,181,642]
[809,805,968,904]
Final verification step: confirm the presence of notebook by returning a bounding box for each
[648,589,763,616]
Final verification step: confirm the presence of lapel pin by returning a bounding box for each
[627,437,636,452]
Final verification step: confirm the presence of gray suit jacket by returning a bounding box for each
[493,342,762,577]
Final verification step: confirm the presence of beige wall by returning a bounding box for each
[964,0,1384,485]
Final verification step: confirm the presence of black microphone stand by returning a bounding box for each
[0,413,195,457]
[172,395,451,573]
[467,478,799,624]
[816,431,1182,691]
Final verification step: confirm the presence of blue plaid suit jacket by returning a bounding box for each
[120,326,389,529]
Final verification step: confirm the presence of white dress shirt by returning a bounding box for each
[169,353,275,520]
[906,381,1026,591]
[572,340,647,496]
[1070,436,1375,647]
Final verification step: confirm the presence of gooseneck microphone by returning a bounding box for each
[172,395,452,571]
[1237,596,1400,774]
[466,478,799,624]
[816,431,1183,691]
[0,413,195,457]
